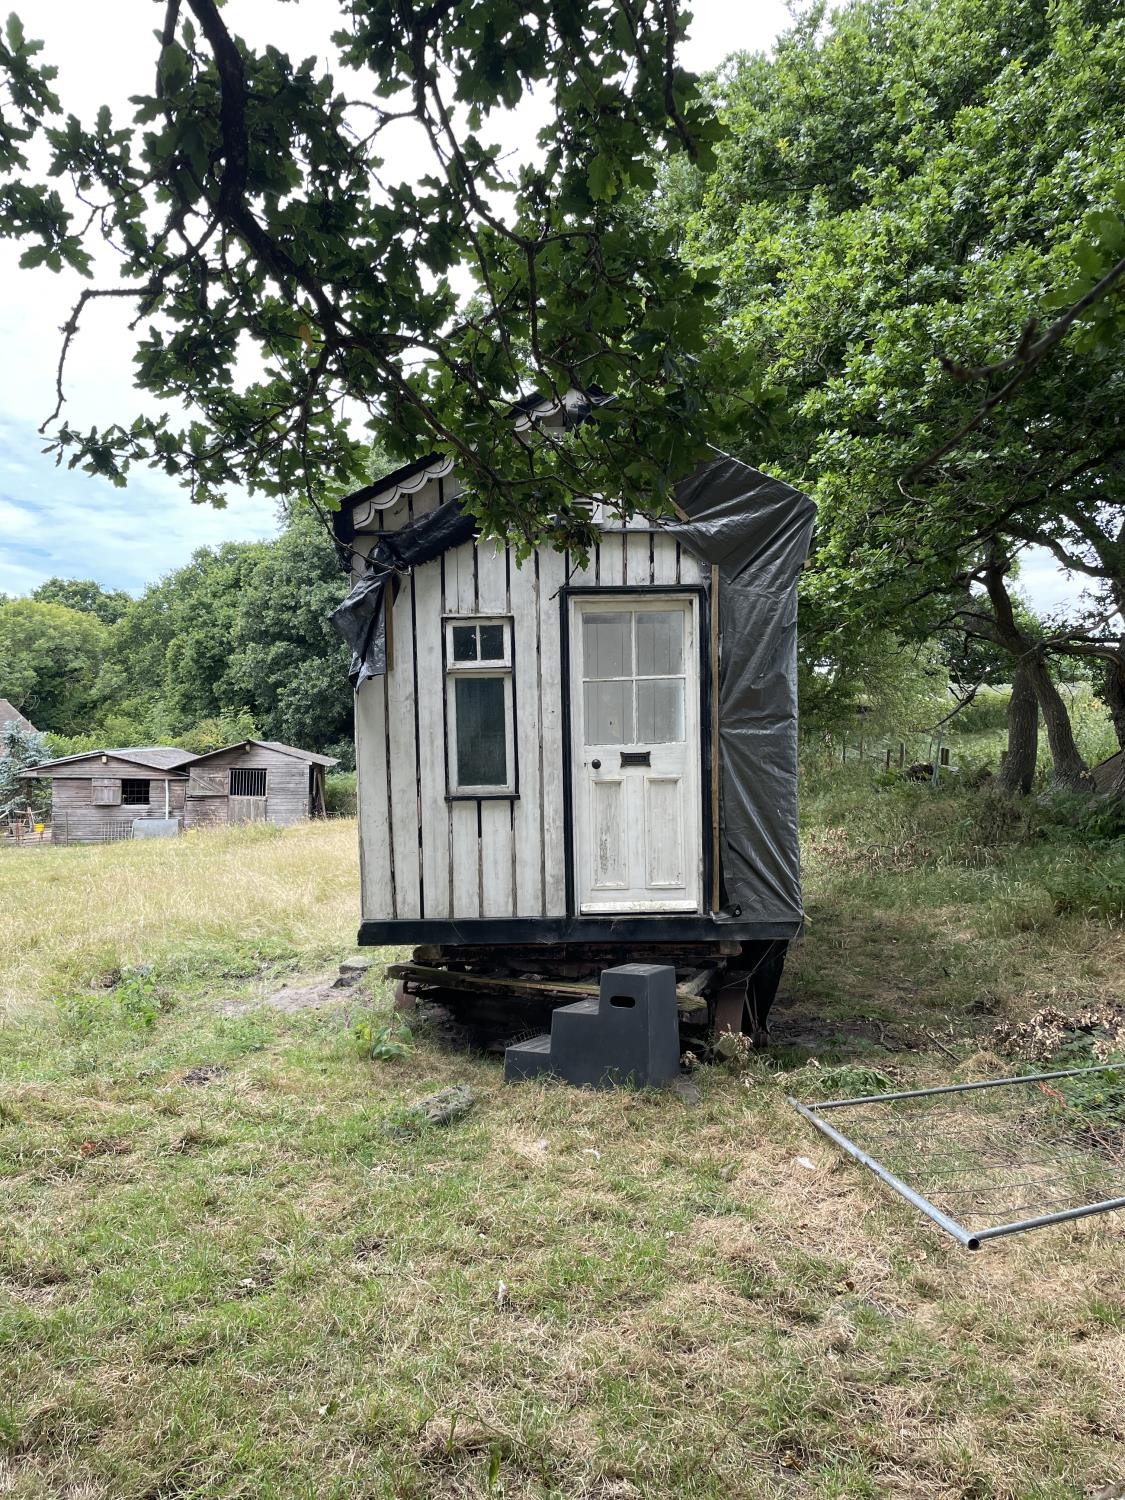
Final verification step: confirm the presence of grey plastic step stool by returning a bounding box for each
[504,963,680,1089]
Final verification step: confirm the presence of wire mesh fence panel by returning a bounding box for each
[795,1066,1125,1248]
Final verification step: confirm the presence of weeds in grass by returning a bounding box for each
[794,1063,896,1099]
[354,1015,413,1061]
[1054,1055,1125,1132]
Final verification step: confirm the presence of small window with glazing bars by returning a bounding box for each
[444,617,516,797]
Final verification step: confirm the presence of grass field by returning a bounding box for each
[1,787,1123,1499]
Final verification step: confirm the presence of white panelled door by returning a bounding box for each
[570,596,701,913]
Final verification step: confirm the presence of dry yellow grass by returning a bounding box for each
[0,820,360,1016]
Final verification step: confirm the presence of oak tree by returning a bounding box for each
[1,1,733,551]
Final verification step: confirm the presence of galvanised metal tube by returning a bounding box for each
[972,1196,1125,1245]
[789,1098,981,1250]
[808,1062,1123,1112]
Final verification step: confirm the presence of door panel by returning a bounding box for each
[571,597,701,914]
[644,776,685,887]
[590,777,627,888]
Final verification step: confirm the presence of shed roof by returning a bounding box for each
[0,698,36,735]
[21,746,196,777]
[187,739,339,768]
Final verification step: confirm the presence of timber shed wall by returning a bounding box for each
[49,763,187,844]
[183,745,312,829]
[352,476,705,923]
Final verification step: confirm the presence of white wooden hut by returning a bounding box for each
[332,398,816,1037]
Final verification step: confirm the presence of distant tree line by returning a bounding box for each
[0,510,354,764]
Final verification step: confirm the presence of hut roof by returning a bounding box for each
[21,746,195,777]
[331,386,614,547]
[0,698,36,735]
[187,739,339,768]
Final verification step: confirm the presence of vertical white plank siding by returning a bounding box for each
[447,537,482,917]
[625,530,652,586]
[475,540,514,918]
[452,537,477,612]
[355,678,393,916]
[386,567,421,917]
[567,540,598,590]
[652,531,679,584]
[413,554,449,918]
[599,529,625,586]
[354,501,709,926]
[510,551,544,916]
[678,546,705,585]
[537,545,568,915]
[406,488,445,918]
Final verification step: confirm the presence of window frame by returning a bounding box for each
[120,778,151,807]
[229,766,268,799]
[442,614,518,799]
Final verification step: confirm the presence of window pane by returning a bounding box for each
[636,679,684,743]
[121,779,151,806]
[635,611,683,677]
[451,625,478,662]
[455,676,507,786]
[584,680,634,745]
[583,612,631,679]
[478,623,505,661]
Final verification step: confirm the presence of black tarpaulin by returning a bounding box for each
[669,456,816,927]
[329,499,477,688]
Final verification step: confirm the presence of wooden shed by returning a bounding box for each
[182,740,337,827]
[332,398,816,1039]
[22,739,336,843]
[21,746,195,844]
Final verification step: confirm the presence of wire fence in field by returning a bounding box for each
[795,1065,1125,1250]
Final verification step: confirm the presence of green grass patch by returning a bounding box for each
[0,804,1122,1498]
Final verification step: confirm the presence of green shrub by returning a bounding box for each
[1036,792,1125,845]
[325,771,357,816]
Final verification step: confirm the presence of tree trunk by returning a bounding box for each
[1022,650,1089,789]
[1104,653,1125,754]
[995,662,1038,794]
[982,544,1090,791]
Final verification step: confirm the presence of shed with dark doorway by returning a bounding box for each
[181,740,337,828]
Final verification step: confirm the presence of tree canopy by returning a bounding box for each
[0,597,109,734]
[673,0,1125,775]
[30,576,132,625]
[1,0,737,550]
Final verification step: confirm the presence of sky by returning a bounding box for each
[0,0,1085,617]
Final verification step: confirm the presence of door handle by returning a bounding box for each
[590,759,601,770]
